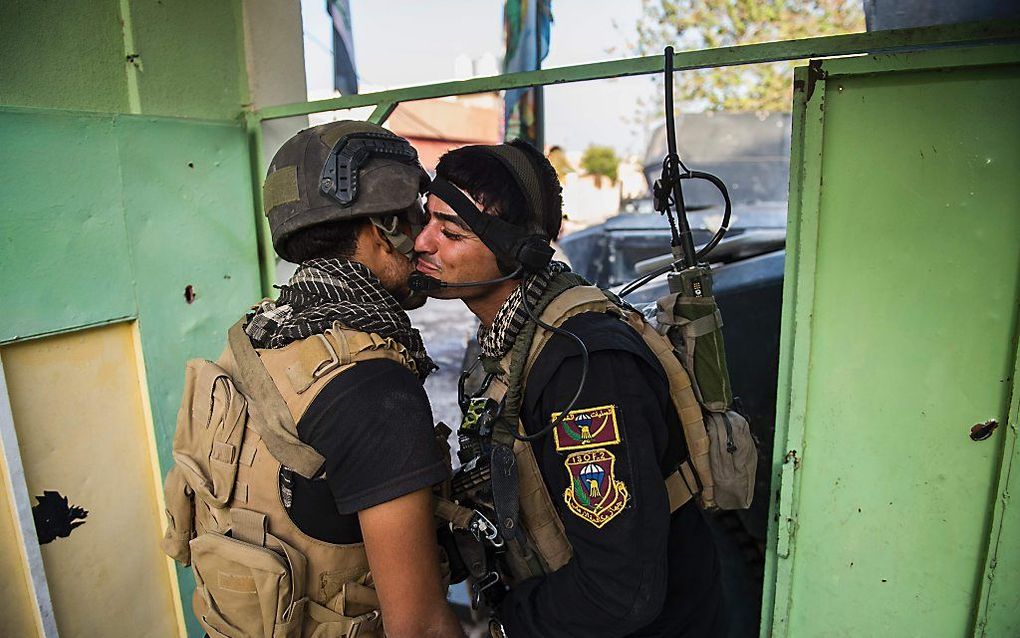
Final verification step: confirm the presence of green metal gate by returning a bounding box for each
[765,44,1020,637]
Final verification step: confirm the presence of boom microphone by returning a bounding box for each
[408,268,523,292]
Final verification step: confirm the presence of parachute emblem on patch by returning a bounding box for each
[562,447,629,528]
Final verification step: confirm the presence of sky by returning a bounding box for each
[300,0,656,157]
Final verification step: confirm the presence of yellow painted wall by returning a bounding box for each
[1,322,181,637]
[0,450,41,637]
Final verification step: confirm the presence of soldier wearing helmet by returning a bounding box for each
[161,121,464,638]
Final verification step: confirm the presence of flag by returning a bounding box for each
[503,0,552,147]
[328,0,358,95]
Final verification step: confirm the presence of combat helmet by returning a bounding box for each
[262,120,427,263]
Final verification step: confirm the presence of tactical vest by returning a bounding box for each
[467,277,711,583]
[161,319,420,638]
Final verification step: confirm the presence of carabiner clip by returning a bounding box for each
[469,510,505,550]
[471,571,503,610]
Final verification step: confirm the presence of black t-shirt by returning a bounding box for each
[500,312,726,638]
[286,358,449,544]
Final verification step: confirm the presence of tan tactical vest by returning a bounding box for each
[476,285,709,580]
[161,320,420,638]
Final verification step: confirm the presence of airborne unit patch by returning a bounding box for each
[552,404,621,452]
[562,448,629,528]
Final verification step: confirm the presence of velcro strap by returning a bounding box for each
[677,309,723,337]
[210,441,236,464]
[281,327,417,396]
[665,465,695,512]
[228,319,324,479]
[263,165,300,214]
[230,508,267,546]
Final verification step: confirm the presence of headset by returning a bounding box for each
[408,267,523,292]
[408,175,553,292]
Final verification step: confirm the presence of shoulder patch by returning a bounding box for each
[552,404,621,452]
[562,448,629,528]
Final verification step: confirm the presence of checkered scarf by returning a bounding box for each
[245,258,436,379]
[478,261,570,359]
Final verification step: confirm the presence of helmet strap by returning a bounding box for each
[370,215,417,260]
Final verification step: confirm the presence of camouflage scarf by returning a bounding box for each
[245,258,436,379]
[477,261,570,359]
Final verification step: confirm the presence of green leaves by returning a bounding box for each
[573,477,592,507]
[580,145,620,182]
[632,0,865,113]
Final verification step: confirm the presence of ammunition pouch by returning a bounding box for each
[191,512,307,638]
[161,357,248,564]
[191,509,383,638]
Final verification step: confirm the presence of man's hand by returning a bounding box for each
[359,488,465,638]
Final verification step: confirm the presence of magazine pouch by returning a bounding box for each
[191,509,307,638]
[172,359,248,508]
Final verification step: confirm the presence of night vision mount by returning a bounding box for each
[319,131,421,206]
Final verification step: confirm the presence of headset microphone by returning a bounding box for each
[408,268,523,292]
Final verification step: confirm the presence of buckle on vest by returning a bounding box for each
[347,609,381,638]
[310,332,342,378]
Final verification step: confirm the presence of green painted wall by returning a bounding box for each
[127,1,250,119]
[0,109,137,339]
[1,0,250,119]
[0,2,130,113]
[767,46,1020,636]
[976,343,1020,637]
[1,2,263,635]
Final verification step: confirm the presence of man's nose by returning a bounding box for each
[413,222,437,254]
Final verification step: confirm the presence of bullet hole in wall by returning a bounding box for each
[184,285,196,304]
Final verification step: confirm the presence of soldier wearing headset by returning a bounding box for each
[413,140,726,637]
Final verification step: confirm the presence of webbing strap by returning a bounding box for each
[227,319,325,479]
[665,465,696,512]
[230,508,267,546]
[665,308,723,338]
[488,273,587,579]
[434,497,475,530]
[492,272,589,446]
[370,216,416,259]
[306,601,381,638]
[520,286,614,388]
[280,325,414,394]
[283,333,341,393]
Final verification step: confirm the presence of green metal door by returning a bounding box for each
[765,45,1020,637]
